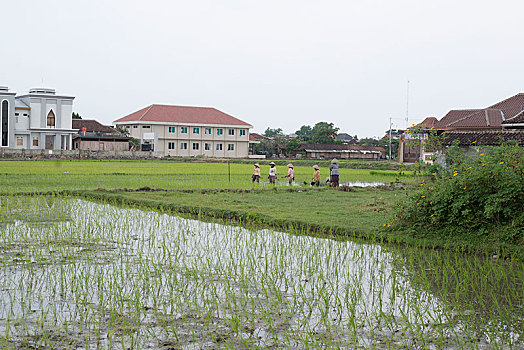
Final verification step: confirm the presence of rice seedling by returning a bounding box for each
[0,196,521,348]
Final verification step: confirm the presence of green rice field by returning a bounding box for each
[0,160,411,194]
[0,197,522,348]
[0,159,522,348]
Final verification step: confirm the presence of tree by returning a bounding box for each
[263,127,283,137]
[115,125,129,136]
[295,125,313,143]
[285,137,301,154]
[72,112,82,119]
[311,122,340,144]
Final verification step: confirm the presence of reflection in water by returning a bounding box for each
[0,198,521,348]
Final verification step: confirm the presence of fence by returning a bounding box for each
[0,149,159,160]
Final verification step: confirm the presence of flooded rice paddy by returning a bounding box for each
[0,197,522,349]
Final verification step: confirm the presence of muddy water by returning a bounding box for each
[0,198,521,349]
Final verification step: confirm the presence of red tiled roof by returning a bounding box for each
[249,133,267,141]
[487,93,524,120]
[502,110,524,125]
[446,109,503,129]
[434,109,480,129]
[73,119,119,134]
[417,117,438,129]
[114,104,252,127]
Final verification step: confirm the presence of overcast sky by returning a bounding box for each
[2,0,523,138]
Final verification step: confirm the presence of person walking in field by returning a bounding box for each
[285,163,294,185]
[329,158,339,187]
[268,162,277,184]
[252,163,260,183]
[311,165,320,186]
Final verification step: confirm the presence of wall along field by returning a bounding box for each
[0,159,522,348]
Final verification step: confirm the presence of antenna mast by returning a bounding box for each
[405,80,410,128]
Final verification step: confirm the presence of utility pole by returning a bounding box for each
[406,80,410,128]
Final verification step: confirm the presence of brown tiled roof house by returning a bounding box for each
[72,119,131,151]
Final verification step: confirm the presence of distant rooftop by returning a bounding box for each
[0,86,9,92]
[29,87,56,95]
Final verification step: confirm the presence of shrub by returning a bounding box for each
[393,144,524,244]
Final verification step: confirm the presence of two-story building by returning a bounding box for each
[0,86,76,150]
[114,104,253,158]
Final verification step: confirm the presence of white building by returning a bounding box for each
[114,104,253,158]
[0,86,76,150]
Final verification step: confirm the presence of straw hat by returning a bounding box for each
[313,165,319,170]
[287,163,294,168]
[331,158,338,164]
[254,163,259,167]
[269,162,276,166]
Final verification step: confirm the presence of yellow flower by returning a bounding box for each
[430,214,435,217]
[453,173,458,176]
[383,224,387,227]
[430,201,433,204]
[466,166,472,170]
[472,141,477,144]
[463,186,467,190]
[421,195,425,198]
[480,153,484,156]
[420,183,424,186]
[387,224,391,227]
[499,161,504,165]
[482,163,486,167]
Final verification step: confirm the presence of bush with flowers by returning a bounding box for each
[393,143,524,250]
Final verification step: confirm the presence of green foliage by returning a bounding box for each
[72,112,82,119]
[394,144,524,245]
[311,121,340,144]
[115,124,129,136]
[295,125,313,142]
[263,127,283,137]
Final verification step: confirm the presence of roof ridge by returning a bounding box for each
[446,110,480,126]
[487,92,524,108]
[138,105,154,121]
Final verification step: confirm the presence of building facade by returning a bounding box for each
[114,104,252,158]
[72,119,131,151]
[0,86,76,150]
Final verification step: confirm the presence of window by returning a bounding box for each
[217,128,223,136]
[32,137,39,147]
[180,142,188,150]
[205,128,212,134]
[216,143,223,151]
[142,125,151,129]
[125,125,130,128]
[168,142,175,150]
[192,142,199,150]
[46,110,56,127]
[1,100,8,146]
[239,129,246,136]
[181,127,188,134]
[228,144,234,151]
[16,137,23,146]
[228,129,235,135]
[23,113,28,117]
[15,113,19,116]
[193,127,199,134]
[133,125,138,129]
[204,143,211,151]
[168,126,176,133]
